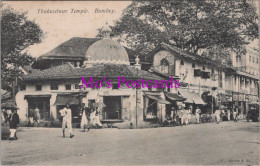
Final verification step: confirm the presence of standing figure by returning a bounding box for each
[184,108,189,125]
[195,107,201,124]
[215,107,221,124]
[233,109,238,122]
[187,108,192,124]
[34,107,41,126]
[59,104,74,138]
[227,109,231,121]
[179,107,186,126]
[90,107,102,128]
[81,107,90,132]
[9,109,20,140]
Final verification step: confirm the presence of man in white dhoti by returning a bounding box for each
[59,104,74,138]
[81,107,90,132]
[91,108,102,128]
[215,107,221,124]
[195,107,201,124]
[227,109,231,121]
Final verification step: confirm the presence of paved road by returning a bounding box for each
[1,121,260,165]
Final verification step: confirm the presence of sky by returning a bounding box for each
[3,1,259,58]
[3,1,132,58]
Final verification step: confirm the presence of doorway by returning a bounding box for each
[103,96,121,119]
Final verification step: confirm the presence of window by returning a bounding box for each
[180,60,184,65]
[211,68,214,73]
[236,55,241,63]
[202,66,205,70]
[75,84,80,89]
[257,58,258,64]
[112,83,119,89]
[249,55,251,62]
[36,85,42,91]
[50,83,58,90]
[252,57,255,63]
[20,84,26,91]
[65,84,71,90]
[192,62,196,68]
[160,58,169,73]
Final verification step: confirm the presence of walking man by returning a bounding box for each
[227,109,231,121]
[215,107,221,124]
[195,107,201,124]
[233,109,238,122]
[9,108,19,140]
[60,104,74,138]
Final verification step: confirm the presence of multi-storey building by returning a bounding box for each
[225,47,259,116]
[146,43,228,114]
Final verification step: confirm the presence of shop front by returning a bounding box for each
[143,91,171,123]
[25,95,51,121]
[178,89,205,114]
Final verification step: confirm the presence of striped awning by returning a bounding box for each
[178,89,205,105]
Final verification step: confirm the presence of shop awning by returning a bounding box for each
[24,94,51,99]
[146,94,171,105]
[53,94,79,106]
[178,89,193,103]
[178,89,205,105]
[165,92,186,102]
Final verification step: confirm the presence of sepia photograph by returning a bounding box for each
[1,0,259,165]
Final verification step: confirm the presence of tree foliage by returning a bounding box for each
[106,0,258,61]
[1,5,44,90]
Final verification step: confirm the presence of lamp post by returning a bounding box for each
[211,87,217,114]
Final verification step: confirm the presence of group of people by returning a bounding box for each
[171,106,202,126]
[28,107,41,126]
[59,103,103,138]
[80,105,102,132]
[170,105,240,126]
[214,107,238,124]
[1,108,20,140]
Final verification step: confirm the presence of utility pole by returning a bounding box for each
[136,68,138,129]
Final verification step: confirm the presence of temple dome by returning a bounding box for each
[85,23,130,65]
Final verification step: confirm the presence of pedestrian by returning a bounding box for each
[28,109,34,127]
[233,109,238,122]
[227,109,231,121]
[215,107,221,124]
[9,108,20,140]
[81,107,90,132]
[90,107,102,128]
[179,107,186,126]
[187,108,192,124]
[184,108,189,125]
[59,104,74,138]
[195,107,201,124]
[34,107,41,126]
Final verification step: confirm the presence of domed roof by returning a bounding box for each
[85,39,130,65]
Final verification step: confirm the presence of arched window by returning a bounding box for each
[160,58,169,73]
[192,62,196,68]
[180,60,184,65]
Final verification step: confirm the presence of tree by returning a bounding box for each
[106,0,258,61]
[1,5,44,90]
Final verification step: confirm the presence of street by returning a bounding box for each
[1,121,260,165]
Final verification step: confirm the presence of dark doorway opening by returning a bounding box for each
[27,97,50,120]
[103,96,121,120]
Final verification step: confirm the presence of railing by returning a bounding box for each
[234,66,259,76]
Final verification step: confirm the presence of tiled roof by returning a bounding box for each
[23,63,164,81]
[147,43,228,68]
[32,37,150,68]
[38,37,100,59]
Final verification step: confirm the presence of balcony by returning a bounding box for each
[234,66,259,77]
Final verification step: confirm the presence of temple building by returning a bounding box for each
[16,24,173,128]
